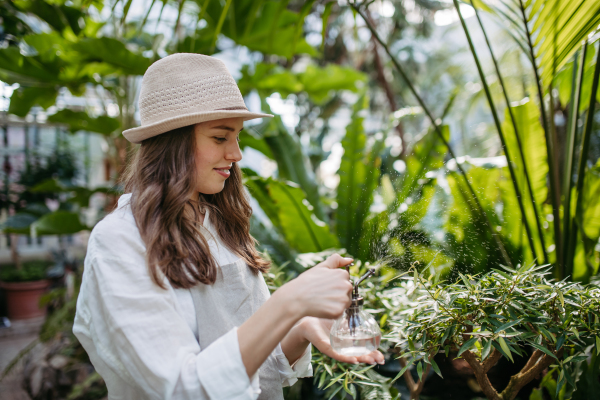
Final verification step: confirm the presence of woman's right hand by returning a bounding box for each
[279,254,354,320]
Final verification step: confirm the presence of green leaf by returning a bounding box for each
[8,86,58,117]
[430,358,443,378]
[391,361,411,384]
[0,213,39,234]
[498,337,514,363]
[298,64,367,104]
[321,1,333,53]
[556,333,565,350]
[495,319,522,333]
[458,337,478,357]
[219,2,317,58]
[500,100,547,259]
[482,339,493,360]
[530,343,558,360]
[238,130,273,159]
[47,109,120,136]
[596,336,600,355]
[335,95,382,255]
[256,112,325,220]
[32,211,87,236]
[268,180,339,253]
[417,361,423,381]
[0,47,59,84]
[441,325,455,346]
[539,326,557,343]
[72,37,151,76]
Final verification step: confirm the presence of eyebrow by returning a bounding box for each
[211,125,242,133]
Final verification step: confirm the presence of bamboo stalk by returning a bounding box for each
[456,0,538,263]
[351,3,513,267]
[517,0,562,275]
[563,44,588,278]
[470,0,548,264]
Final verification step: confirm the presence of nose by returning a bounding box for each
[226,141,243,163]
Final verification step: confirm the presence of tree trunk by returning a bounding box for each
[10,233,21,270]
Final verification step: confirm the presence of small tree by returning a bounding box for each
[393,263,600,400]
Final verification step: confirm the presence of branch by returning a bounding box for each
[398,357,417,394]
[482,349,502,373]
[519,349,544,373]
[462,350,502,400]
[398,356,431,400]
[500,353,555,400]
[365,11,405,158]
[414,363,431,399]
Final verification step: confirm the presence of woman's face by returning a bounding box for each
[193,117,244,195]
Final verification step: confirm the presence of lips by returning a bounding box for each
[213,167,231,178]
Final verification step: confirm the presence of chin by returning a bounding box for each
[198,183,226,195]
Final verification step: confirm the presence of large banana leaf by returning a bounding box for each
[475,0,600,88]
[72,37,152,76]
[32,211,88,236]
[8,87,58,117]
[572,160,600,280]
[335,96,383,256]
[47,109,120,136]
[238,62,367,104]
[248,109,325,221]
[555,44,600,108]
[200,0,316,58]
[501,99,548,256]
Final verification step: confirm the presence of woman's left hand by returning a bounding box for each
[300,317,385,365]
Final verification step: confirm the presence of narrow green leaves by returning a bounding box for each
[391,361,411,384]
[458,337,478,357]
[497,337,514,363]
[429,358,443,378]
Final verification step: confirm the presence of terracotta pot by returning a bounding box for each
[0,279,50,320]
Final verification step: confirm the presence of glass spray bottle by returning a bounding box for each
[330,267,382,357]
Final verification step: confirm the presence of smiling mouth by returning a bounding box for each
[214,168,231,177]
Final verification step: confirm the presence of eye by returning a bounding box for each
[214,137,227,143]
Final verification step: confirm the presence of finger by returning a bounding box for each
[317,254,353,269]
[356,355,376,364]
[374,351,385,364]
[323,350,359,364]
[313,341,359,364]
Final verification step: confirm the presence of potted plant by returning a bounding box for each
[392,263,600,400]
[0,260,53,320]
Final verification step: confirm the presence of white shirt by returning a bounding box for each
[73,194,312,400]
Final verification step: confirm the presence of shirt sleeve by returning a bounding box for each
[273,343,313,387]
[73,254,258,400]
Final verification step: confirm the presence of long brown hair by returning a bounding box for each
[121,124,269,289]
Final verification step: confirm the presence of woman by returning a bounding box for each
[73,53,384,400]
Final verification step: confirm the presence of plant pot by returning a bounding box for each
[0,279,50,320]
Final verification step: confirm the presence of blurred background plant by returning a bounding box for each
[0,0,599,398]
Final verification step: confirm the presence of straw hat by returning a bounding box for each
[123,53,273,143]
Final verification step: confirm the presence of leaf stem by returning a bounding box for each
[563,44,588,277]
[517,0,562,275]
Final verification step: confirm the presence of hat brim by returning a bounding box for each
[122,110,274,144]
